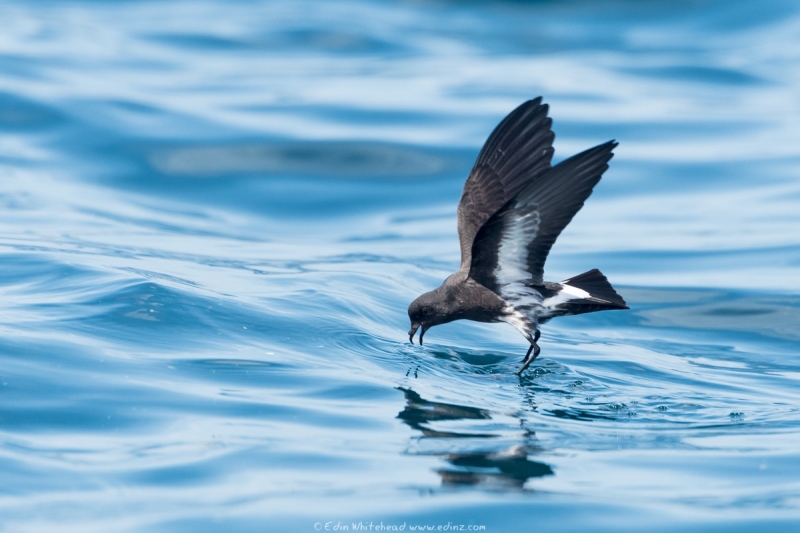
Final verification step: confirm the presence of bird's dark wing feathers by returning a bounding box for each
[456,98,555,270]
[469,141,617,293]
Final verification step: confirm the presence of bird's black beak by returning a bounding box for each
[408,323,420,344]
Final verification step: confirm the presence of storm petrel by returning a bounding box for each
[407,97,628,375]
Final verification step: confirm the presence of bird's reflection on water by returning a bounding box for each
[397,388,553,490]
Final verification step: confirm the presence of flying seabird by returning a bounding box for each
[407,98,628,375]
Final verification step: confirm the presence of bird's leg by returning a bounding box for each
[521,344,533,363]
[516,329,541,376]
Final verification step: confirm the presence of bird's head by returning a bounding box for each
[407,289,446,345]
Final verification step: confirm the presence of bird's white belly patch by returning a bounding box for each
[500,307,532,337]
[499,281,543,309]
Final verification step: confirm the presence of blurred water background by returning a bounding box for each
[2,0,800,531]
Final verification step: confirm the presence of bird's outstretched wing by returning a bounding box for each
[456,98,555,271]
[469,141,617,298]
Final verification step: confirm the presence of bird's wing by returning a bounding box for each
[469,141,617,298]
[456,98,555,271]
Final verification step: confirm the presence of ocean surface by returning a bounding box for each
[2,0,800,531]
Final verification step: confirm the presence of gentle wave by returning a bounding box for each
[2,0,800,531]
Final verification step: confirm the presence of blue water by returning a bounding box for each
[2,0,800,531]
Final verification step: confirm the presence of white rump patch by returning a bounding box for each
[543,283,590,310]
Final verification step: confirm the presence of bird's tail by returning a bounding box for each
[561,268,628,311]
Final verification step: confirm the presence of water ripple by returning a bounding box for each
[2,0,800,531]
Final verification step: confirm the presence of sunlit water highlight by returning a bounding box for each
[2,0,800,531]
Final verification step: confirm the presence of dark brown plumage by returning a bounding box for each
[408,98,628,374]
